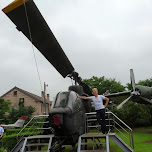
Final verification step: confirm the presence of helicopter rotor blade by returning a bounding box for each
[130,69,136,92]
[2,0,74,78]
[116,95,132,110]
[2,0,92,96]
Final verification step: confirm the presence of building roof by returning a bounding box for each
[1,86,50,103]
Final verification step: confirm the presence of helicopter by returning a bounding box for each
[2,0,94,150]
[105,69,152,109]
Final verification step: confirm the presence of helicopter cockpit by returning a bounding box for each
[54,92,69,108]
[51,91,82,114]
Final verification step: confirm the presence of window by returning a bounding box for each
[19,98,24,102]
[73,98,82,113]
[19,98,24,107]
[13,91,17,96]
[54,92,69,108]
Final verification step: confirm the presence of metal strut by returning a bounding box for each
[50,138,65,152]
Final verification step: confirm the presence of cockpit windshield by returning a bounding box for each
[54,92,69,108]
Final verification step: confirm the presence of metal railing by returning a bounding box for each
[85,111,134,150]
[17,115,53,141]
[16,113,134,150]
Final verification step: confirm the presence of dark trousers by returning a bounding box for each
[96,109,108,134]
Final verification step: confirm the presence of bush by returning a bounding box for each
[8,104,35,124]
[0,148,4,152]
[5,128,30,135]
[112,102,152,128]
[2,134,17,151]
[1,131,42,151]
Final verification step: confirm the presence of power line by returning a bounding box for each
[23,0,43,91]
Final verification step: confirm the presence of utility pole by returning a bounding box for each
[43,82,48,115]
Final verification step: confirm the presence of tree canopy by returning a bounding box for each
[113,102,152,128]
[8,100,35,124]
[126,78,152,90]
[83,76,125,94]
[0,98,11,120]
[138,78,152,87]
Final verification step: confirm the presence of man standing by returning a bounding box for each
[77,88,109,134]
[0,124,4,139]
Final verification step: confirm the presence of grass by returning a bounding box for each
[115,127,152,152]
[109,131,152,152]
[131,131,152,152]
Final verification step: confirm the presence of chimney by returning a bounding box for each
[47,94,50,102]
[41,91,44,98]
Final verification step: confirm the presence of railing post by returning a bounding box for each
[131,131,134,150]
[113,114,116,133]
[85,114,87,133]
[108,112,110,131]
[87,114,89,133]
[106,135,110,152]
[129,130,131,147]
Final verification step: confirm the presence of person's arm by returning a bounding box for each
[77,94,90,100]
[104,97,109,108]
[0,132,3,139]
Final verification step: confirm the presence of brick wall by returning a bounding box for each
[2,89,43,115]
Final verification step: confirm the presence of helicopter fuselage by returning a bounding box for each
[135,85,152,99]
[48,85,91,145]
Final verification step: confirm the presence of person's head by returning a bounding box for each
[92,88,98,96]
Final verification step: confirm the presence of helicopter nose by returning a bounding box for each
[53,114,62,126]
[50,107,71,115]
[49,108,71,126]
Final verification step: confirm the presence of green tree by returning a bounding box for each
[83,76,125,94]
[8,101,35,123]
[0,98,11,120]
[113,102,152,128]
[126,83,132,90]
[126,78,152,90]
[138,78,152,87]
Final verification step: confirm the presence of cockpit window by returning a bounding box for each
[54,92,69,108]
[73,98,82,113]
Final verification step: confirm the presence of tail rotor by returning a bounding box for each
[116,69,140,109]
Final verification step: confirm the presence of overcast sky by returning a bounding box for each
[0,0,152,100]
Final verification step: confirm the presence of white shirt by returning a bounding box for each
[0,127,4,136]
[90,95,105,110]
